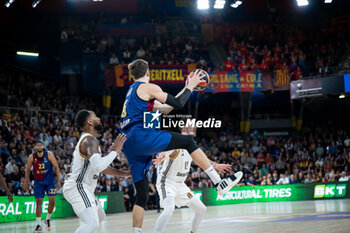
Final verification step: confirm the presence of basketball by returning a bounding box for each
[189,69,210,91]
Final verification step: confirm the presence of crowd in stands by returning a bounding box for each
[222,23,348,79]
[60,15,213,71]
[60,13,349,79]
[183,126,350,188]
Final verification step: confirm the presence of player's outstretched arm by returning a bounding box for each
[102,167,131,178]
[48,152,61,190]
[147,71,205,111]
[0,173,12,202]
[82,134,127,173]
[24,154,33,191]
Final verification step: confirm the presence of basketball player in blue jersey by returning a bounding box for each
[24,141,61,233]
[120,59,243,233]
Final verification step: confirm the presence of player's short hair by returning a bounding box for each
[35,140,44,146]
[75,109,91,130]
[128,59,149,80]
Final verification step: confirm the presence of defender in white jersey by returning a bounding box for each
[63,110,128,233]
[153,127,238,233]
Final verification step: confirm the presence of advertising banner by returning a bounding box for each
[111,64,191,87]
[0,192,125,223]
[205,71,263,92]
[193,182,349,206]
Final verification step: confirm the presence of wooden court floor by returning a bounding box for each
[1,199,350,233]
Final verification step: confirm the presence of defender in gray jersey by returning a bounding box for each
[63,110,129,233]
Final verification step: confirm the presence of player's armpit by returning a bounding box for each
[80,136,100,159]
[153,100,173,114]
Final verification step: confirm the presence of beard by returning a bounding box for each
[37,149,43,153]
[94,122,104,133]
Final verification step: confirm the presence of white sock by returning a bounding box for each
[204,166,221,184]
[133,227,142,233]
[46,213,52,220]
[36,217,41,225]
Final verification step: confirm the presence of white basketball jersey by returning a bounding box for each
[64,132,100,192]
[159,149,192,183]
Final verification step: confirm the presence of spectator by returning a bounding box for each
[5,158,16,175]
[277,173,290,185]
[109,53,120,65]
[224,57,235,71]
[101,179,116,192]
[261,175,272,185]
[339,171,349,182]
[304,173,313,183]
[136,46,146,58]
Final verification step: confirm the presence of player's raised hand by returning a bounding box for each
[214,163,232,175]
[186,70,205,90]
[153,152,166,167]
[112,133,127,153]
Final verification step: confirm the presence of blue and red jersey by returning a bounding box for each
[33,150,54,183]
[120,82,154,129]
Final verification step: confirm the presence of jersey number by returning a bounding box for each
[184,161,189,170]
[121,99,128,118]
[39,163,45,170]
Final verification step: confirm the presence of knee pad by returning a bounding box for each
[166,132,199,154]
[184,135,198,154]
[134,177,149,210]
[135,191,148,209]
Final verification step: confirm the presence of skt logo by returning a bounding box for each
[314,184,346,198]
[143,110,161,129]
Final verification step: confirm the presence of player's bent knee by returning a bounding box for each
[164,204,175,214]
[185,135,199,154]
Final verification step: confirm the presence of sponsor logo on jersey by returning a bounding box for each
[93,174,99,179]
[176,172,189,177]
[187,192,193,199]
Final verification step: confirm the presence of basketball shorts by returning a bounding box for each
[122,124,172,183]
[156,176,196,208]
[34,180,56,199]
[63,183,103,217]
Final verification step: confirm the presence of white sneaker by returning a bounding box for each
[216,171,243,196]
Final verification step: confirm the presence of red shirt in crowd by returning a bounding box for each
[224,60,235,71]
[238,44,248,56]
[259,62,268,71]
[239,63,248,71]
[294,69,303,80]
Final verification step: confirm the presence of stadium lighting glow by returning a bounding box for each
[32,0,41,8]
[197,0,209,10]
[230,3,238,8]
[4,0,15,8]
[214,0,226,9]
[16,51,39,57]
[339,94,345,99]
[324,0,332,3]
[296,0,309,6]
[235,1,242,5]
